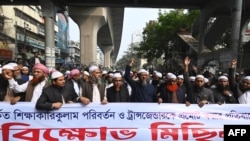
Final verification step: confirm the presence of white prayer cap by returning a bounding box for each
[204,78,209,83]
[22,66,29,70]
[65,70,70,75]
[155,72,162,78]
[189,76,195,81]
[177,75,184,79]
[51,71,64,79]
[222,73,228,76]
[89,65,99,72]
[168,74,177,79]
[109,73,114,77]
[83,71,89,76]
[102,70,108,74]
[167,72,174,79]
[7,62,18,68]
[243,76,250,80]
[218,75,228,81]
[195,75,204,80]
[112,73,122,78]
[2,64,14,70]
[138,68,148,74]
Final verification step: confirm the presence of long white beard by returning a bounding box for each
[141,80,147,87]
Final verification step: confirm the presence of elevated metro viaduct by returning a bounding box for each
[1,0,250,70]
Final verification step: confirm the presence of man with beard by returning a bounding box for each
[8,63,27,104]
[211,75,238,104]
[36,71,67,110]
[1,64,15,101]
[229,59,250,103]
[106,73,130,102]
[124,59,157,102]
[63,69,83,103]
[158,73,186,104]
[183,56,215,107]
[150,71,163,89]
[4,63,50,103]
[79,65,107,105]
[81,70,90,82]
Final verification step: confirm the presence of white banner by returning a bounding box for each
[0,102,249,141]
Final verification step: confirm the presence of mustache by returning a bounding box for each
[31,76,45,86]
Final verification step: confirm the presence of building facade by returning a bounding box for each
[0,5,69,68]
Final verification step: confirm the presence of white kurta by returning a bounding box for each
[92,84,101,103]
[8,78,46,103]
[30,80,46,103]
[238,91,250,104]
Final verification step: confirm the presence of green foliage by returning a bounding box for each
[115,45,141,71]
[134,9,200,62]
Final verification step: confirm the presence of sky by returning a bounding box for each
[68,8,170,61]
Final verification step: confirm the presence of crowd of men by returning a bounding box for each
[0,56,249,111]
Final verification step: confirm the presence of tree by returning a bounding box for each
[134,9,199,63]
[115,45,141,71]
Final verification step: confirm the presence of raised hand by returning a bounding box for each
[231,59,237,68]
[184,56,191,66]
[129,58,134,66]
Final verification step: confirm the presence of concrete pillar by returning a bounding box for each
[102,46,113,67]
[40,0,57,70]
[231,0,242,59]
[69,7,106,66]
[198,10,207,54]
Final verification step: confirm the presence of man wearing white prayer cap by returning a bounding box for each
[238,76,250,104]
[3,63,50,104]
[106,72,130,102]
[0,64,14,102]
[80,70,89,82]
[79,65,107,105]
[150,71,162,88]
[228,59,250,104]
[183,56,214,107]
[158,72,186,104]
[36,71,69,110]
[124,58,157,102]
[210,75,237,104]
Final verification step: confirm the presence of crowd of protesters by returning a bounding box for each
[0,56,249,111]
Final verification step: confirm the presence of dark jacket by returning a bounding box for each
[81,80,106,102]
[106,84,130,102]
[0,75,9,101]
[36,84,66,110]
[63,79,81,102]
[124,65,157,102]
[184,72,215,104]
[158,82,186,103]
[211,88,238,103]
